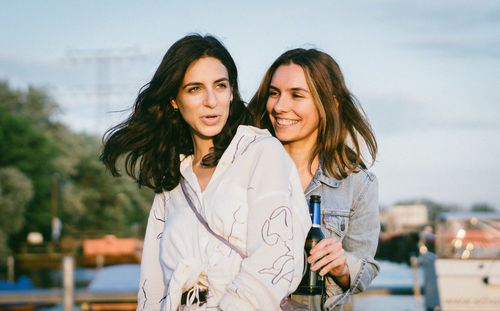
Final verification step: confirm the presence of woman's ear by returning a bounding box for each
[334,96,339,108]
[170,98,179,110]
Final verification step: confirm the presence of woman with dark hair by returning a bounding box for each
[249,48,380,311]
[101,35,311,311]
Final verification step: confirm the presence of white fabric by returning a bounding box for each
[137,125,312,311]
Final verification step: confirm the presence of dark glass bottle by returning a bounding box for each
[296,195,324,295]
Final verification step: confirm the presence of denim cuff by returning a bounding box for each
[345,252,364,289]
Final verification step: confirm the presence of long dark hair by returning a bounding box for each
[101,34,252,192]
[249,48,377,180]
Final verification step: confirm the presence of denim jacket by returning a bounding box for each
[304,163,380,311]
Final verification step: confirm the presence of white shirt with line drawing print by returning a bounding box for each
[137,125,312,311]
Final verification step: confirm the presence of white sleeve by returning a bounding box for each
[137,193,167,311]
[219,138,311,311]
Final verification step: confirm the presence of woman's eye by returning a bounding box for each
[268,90,279,98]
[216,83,228,89]
[187,86,200,93]
[292,93,304,99]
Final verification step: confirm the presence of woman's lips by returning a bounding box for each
[201,115,221,126]
[275,117,299,128]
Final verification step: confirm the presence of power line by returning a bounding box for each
[64,47,147,134]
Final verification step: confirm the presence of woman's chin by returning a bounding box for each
[194,126,225,140]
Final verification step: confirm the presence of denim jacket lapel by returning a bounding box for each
[305,156,341,196]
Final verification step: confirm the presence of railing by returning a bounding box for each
[0,289,137,303]
[0,256,138,311]
[1,256,418,311]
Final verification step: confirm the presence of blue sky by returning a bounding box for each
[1,0,499,209]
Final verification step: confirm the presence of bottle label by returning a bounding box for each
[312,202,321,227]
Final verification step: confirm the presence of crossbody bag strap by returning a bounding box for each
[181,179,311,311]
[180,178,247,259]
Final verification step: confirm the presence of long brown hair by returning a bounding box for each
[248,48,376,180]
[101,34,252,192]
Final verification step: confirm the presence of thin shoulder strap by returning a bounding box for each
[180,178,247,259]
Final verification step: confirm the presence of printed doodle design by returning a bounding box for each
[258,206,295,285]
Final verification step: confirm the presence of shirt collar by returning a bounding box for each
[305,156,341,195]
[314,156,342,188]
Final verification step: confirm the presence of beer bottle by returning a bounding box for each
[296,195,324,295]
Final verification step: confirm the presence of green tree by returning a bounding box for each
[62,134,152,236]
[471,203,496,212]
[0,113,58,241]
[0,167,34,262]
[0,80,153,255]
[0,81,58,129]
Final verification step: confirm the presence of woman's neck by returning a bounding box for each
[192,136,214,166]
[283,142,319,191]
[191,136,216,192]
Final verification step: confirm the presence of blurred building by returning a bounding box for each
[382,204,428,233]
[377,204,429,263]
[82,235,143,267]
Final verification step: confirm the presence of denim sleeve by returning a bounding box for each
[324,173,380,310]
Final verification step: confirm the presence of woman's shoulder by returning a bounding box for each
[336,167,377,192]
[225,126,293,174]
[353,167,377,183]
[232,125,285,154]
[346,167,378,199]
[235,125,271,137]
[234,125,277,145]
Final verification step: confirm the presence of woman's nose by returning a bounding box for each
[272,95,290,113]
[204,89,218,108]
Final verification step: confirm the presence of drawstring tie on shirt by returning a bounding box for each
[185,279,208,307]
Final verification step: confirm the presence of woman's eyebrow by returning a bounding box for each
[214,78,229,84]
[182,82,202,89]
[290,87,309,93]
[269,85,280,91]
[182,77,229,89]
[269,85,309,93]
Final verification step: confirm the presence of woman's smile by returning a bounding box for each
[275,117,300,127]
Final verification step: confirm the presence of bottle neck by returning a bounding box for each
[311,202,321,227]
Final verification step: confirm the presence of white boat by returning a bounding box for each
[434,212,500,311]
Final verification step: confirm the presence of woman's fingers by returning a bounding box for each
[310,248,344,271]
[308,237,341,262]
[309,237,331,254]
[319,254,346,277]
[310,249,339,270]
[307,237,346,277]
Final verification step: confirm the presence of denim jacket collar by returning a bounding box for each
[305,156,341,195]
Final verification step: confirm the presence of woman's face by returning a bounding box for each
[266,63,319,147]
[173,57,232,143]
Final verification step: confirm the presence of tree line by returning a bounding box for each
[0,81,153,264]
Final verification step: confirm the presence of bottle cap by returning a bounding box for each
[310,195,321,204]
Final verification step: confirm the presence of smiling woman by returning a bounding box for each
[249,48,380,311]
[100,34,312,311]
[266,64,320,155]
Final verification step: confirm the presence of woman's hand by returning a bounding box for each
[308,237,350,290]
